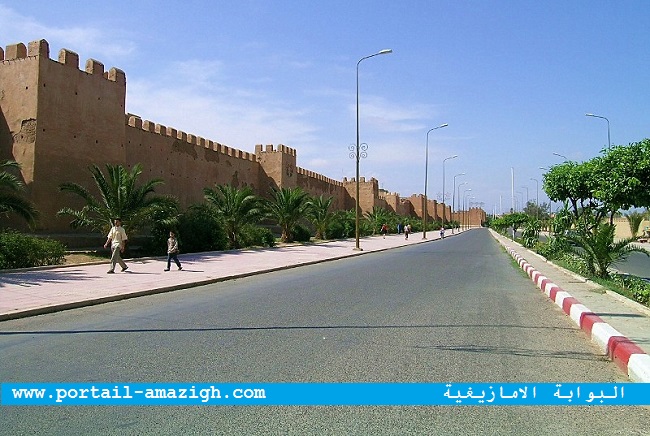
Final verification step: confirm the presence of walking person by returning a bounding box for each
[404,223,411,240]
[380,223,388,239]
[104,218,128,273]
[165,230,182,271]
[440,227,445,239]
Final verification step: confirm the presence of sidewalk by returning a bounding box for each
[490,229,650,382]
[0,231,436,321]
[1,228,649,381]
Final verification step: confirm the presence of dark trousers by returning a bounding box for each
[166,252,181,269]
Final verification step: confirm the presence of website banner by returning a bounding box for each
[2,382,647,406]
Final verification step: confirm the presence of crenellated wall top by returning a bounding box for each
[125,114,255,162]
[254,143,296,156]
[1,39,125,85]
[296,166,343,187]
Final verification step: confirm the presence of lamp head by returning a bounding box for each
[378,49,393,55]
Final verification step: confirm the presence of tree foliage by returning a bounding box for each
[543,139,650,229]
[566,224,649,278]
[306,195,334,240]
[0,160,39,226]
[58,163,171,235]
[364,206,392,235]
[203,184,265,249]
[266,187,311,242]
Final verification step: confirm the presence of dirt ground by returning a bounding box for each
[64,253,109,265]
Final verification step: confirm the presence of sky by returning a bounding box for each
[2,0,649,215]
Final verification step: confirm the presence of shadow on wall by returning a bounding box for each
[0,110,13,162]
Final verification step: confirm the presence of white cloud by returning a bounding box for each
[0,5,135,59]
[125,60,322,151]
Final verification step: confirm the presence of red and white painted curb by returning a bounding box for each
[506,246,650,383]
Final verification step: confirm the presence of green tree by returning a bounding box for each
[306,195,334,240]
[543,160,604,232]
[521,218,542,248]
[177,204,228,253]
[0,160,39,226]
[625,211,645,238]
[567,224,649,278]
[328,209,356,239]
[593,140,650,221]
[523,201,551,221]
[58,163,171,235]
[203,184,265,249]
[266,187,311,242]
[364,206,391,235]
[543,139,650,229]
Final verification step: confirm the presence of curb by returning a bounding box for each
[0,235,436,322]
[490,231,650,382]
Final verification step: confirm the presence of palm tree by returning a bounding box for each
[203,184,265,249]
[364,206,391,235]
[266,187,310,242]
[567,223,649,278]
[58,163,171,235]
[0,160,39,226]
[307,195,333,240]
[625,211,645,238]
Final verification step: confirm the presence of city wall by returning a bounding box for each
[0,39,481,239]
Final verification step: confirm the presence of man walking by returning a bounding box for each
[104,218,128,273]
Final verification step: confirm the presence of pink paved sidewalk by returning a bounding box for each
[0,232,437,320]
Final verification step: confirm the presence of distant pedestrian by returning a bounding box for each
[380,223,388,239]
[165,230,182,271]
[440,227,445,239]
[104,218,128,274]
[404,224,411,240]
[397,223,403,234]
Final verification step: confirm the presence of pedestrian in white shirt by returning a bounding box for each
[104,218,128,273]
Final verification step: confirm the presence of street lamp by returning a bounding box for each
[353,49,392,251]
[530,178,539,219]
[521,185,529,207]
[464,194,474,230]
[553,152,568,160]
[452,172,465,233]
[462,188,472,230]
[586,113,611,149]
[457,182,468,230]
[423,123,448,239]
[442,154,458,233]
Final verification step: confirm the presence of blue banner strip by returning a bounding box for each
[2,383,648,406]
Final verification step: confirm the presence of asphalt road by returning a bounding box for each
[1,229,648,435]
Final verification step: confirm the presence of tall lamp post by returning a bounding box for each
[457,182,468,231]
[352,49,392,251]
[586,113,611,149]
[462,188,472,230]
[423,124,449,239]
[530,178,539,219]
[452,172,465,233]
[441,154,458,233]
[553,152,568,161]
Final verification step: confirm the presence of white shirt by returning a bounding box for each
[107,226,128,248]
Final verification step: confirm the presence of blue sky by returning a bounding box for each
[2,1,649,214]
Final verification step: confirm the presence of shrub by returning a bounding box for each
[292,224,312,242]
[611,274,650,306]
[177,205,228,253]
[0,231,66,269]
[535,236,572,260]
[240,225,276,248]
